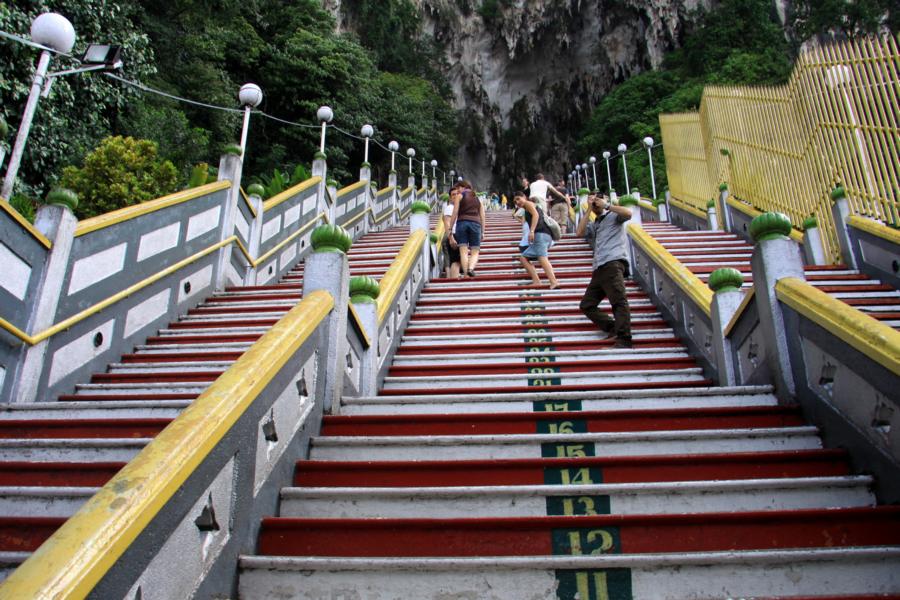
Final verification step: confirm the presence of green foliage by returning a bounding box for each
[59,136,178,218]
[187,163,210,188]
[8,194,36,223]
[253,163,311,199]
[789,0,896,40]
[0,1,156,198]
[478,0,500,21]
[577,0,798,198]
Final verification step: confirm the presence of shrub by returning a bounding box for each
[60,136,179,219]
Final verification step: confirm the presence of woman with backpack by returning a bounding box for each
[513,192,560,289]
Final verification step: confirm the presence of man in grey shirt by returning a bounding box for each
[575,194,633,348]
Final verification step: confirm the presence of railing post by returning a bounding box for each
[749,212,805,399]
[215,152,243,289]
[8,203,77,403]
[312,153,329,222]
[830,186,858,269]
[719,184,733,233]
[410,201,432,270]
[243,185,265,285]
[801,215,828,266]
[349,276,379,397]
[708,268,745,386]
[303,224,352,414]
[707,199,720,230]
[389,170,399,226]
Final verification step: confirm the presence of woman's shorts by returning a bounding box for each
[455,220,482,247]
[521,232,552,260]
[550,202,568,225]
[442,237,461,263]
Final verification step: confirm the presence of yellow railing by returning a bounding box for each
[376,230,427,324]
[660,35,900,262]
[0,290,334,599]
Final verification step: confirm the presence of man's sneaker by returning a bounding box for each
[467,270,477,277]
[612,338,633,349]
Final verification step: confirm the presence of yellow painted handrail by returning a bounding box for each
[433,217,445,242]
[668,195,708,220]
[75,181,232,237]
[254,212,328,267]
[376,229,426,324]
[776,277,900,376]
[239,187,258,217]
[347,303,371,349]
[724,287,756,338]
[637,199,659,214]
[376,186,395,198]
[628,224,713,316]
[847,215,900,246]
[342,207,372,229]
[336,180,366,198]
[262,177,321,213]
[0,200,51,249]
[371,207,396,225]
[0,290,333,599]
[400,187,412,197]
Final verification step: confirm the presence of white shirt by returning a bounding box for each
[442,202,456,233]
[529,180,551,200]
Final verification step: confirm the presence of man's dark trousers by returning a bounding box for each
[579,260,631,341]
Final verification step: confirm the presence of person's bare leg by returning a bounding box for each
[459,245,470,276]
[468,248,480,273]
[519,256,541,285]
[450,261,460,279]
[538,256,559,287]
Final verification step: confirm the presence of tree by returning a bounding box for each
[59,136,178,218]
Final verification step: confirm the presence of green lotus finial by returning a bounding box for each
[706,198,717,209]
[830,185,846,201]
[349,275,380,304]
[802,215,819,230]
[652,196,666,206]
[326,179,339,188]
[719,182,728,192]
[618,195,639,207]
[410,201,431,215]
[247,183,265,197]
[749,212,793,242]
[708,268,744,293]
[310,224,352,254]
[578,187,590,196]
[46,188,78,211]
[314,151,327,161]
[429,233,439,244]
[222,144,242,156]
[440,193,450,202]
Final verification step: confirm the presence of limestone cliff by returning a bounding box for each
[333,0,716,188]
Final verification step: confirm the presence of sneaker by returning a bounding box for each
[467,270,477,277]
[612,338,633,349]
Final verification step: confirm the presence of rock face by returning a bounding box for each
[333,0,714,189]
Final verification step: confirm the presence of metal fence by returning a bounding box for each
[660,35,899,262]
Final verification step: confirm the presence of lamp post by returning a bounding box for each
[2,13,75,200]
[449,170,455,186]
[431,159,437,181]
[316,106,333,155]
[602,151,612,192]
[576,164,583,190]
[617,143,630,195]
[581,163,589,190]
[388,140,399,171]
[360,124,374,164]
[406,148,415,176]
[589,156,598,191]
[237,83,263,161]
[643,136,657,200]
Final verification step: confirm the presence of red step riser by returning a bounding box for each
[321,415,805,436]
[417,293,648,307]
[0,419,170,439]
[0,462,124,486]
[168,320,277,330]
[120,353,243,364]
[403,320,668,336]
[410,307,659,321]
[257,507,900,557]
[91,373,222,384]
[145,335,261,345]
[387,358,698,377]
[203,294,302,303]
[395,339,684,355]
[187,306,292,316]
[57,394,198,402]
[378,379,716,396]
[295,450,850,487]
[0,517,67,552]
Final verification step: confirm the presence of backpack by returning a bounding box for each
[543,212,562,241]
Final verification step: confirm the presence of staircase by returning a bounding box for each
[641,222,900,330]
[0,224,414,579]
[237,213,900,599]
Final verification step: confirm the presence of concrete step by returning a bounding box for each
[279,476,875,519]
[0,400,187,419]
[0,487,99,518]
[390,347,689,367]
[237,547,900,599]
[0,439,146,462]
[308,426,822,461]
[340,385,778,415]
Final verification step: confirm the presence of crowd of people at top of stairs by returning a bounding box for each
[440,174,634,348]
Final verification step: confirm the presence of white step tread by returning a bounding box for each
[0,400,188,419]
[0,486,100,517]
[0,438,148,462]
[279,476,874,519]
[309,426,822,460]
[237,547,900,600]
